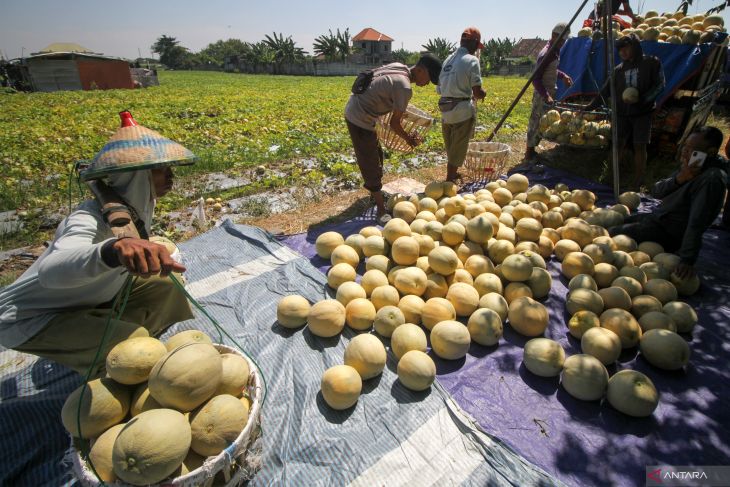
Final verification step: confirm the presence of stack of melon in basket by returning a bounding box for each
[278,174,700,419]
[65,329,261,486]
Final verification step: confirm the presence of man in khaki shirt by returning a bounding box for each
[345,55,442,222]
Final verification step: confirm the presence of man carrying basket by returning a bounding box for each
[345,55,442,223]
[438,27,487,183]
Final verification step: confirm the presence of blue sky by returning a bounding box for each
[1,1,728,60]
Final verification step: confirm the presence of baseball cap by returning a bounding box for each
[416,54,442,85]
[462,27,485,49]
[552,22,571,37]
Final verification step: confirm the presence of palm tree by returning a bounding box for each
[421,38,456,62]
[677,0,728,14]
[263,32,307,65]
[335,28,352,62]
[313,30,340,61]
[151,35,190,68]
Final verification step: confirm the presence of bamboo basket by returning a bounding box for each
[462,142,511,183]
[375,104,433,153]
[70,344,264,487]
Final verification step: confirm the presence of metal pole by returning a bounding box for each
[486,0,591,142]
[606,4,621,198]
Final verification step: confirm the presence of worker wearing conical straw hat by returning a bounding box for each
[0,111,196,377]
[438,27,487,183]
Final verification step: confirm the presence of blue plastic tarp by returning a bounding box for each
[556,37,725,106]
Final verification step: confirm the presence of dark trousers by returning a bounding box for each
[346,119,384,193]
[608,213,681,253]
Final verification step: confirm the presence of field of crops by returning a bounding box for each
[0,71,532,215]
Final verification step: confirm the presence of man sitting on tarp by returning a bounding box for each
[522,23,573,167]
[586,34,665,190]
[609,126,728,279]
[345,55,442,223]
[0,115,194,378]
[438,27,487,183]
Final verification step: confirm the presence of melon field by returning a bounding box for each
[0,71,531,249]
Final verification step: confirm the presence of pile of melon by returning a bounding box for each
[277,175,699,417]
[63,330,253,485]
[578,10,726,44]
[539,110,612,148]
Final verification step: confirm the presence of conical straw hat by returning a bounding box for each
[80,111,196,181]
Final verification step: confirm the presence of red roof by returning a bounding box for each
[352,28,394,42]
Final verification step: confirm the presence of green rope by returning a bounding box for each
[169,273,268,406]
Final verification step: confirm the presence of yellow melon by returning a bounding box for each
[620,265,647,284]
[428,246,460,276]
[523,338,565,377]
[663,301,697,333]
[414,234,436,257]
[598,286,632,310]
[611,251,634,269]
[189,394,248,456]
[394,266,428,296]
[89,423,125,482]
[496,225,517,244]
[360,226,382,238]
[361,269,389,296]
[106,337,168,385]
[130,383,161,417]
[455,241,485,263]
[363,235,389,257]
[464,255,494,277]
[568,274,598,292]
[446,282,480,316]
[277,295,311,328]
[572,190,596,211]
[62,378,131,439]
[583,243,614,266]
[554,239,582,261]
[214,353,250,397]
[640,329,690,370]
[345,234,367,259]
[607,370,658,417]
[344,334,387,379]
[562,252,595,279]
[165,330,213,352]
[112,409,191,485]
[431,320,471,360]
[307,299,346,337]
[562,219,594,247]
[374,305,406,337]
[383,218,412,244]
[527,267,552,299]
[441,222,466,246]
[446,268,474,287]
[492,187,513,207]
[506,173,529,194]
[632,294,663,318]
[331,244,360,268]
[393,201,418,223]
[370,285,400,310]
[561,354,608,401]
[421,298,457,330]
[566,289,604,315]
[640,262,671,281]
[425,272,449,299]
[148,343,223,412]
[537,236,555,259]
[568,310,600,338]
[391,323,428,359]
[611,276,643,298]
[613,234,637,253]
[479,292,509,321]
[643,279,678,304]
[321,365,362,410]
[397,350,436,391]
[542,211,564,230]
[638,311,677,333]
[488,240,515,264]
[508,297,548,337]
[335,282,367,307]
[504,282,533,304]
[581,327,621,365]
[515,217,543,242]
[467,308,503,346]
[398,295,426,325]
[346,298,377,330]
[365,255,391,274]
[500,254,532,282]
[600,308,642,348]
[425,181,444,199]
[629,251,651,266]
[670,272,701,296]
[560,202,582,219]
[315,232,345,259]
[466,215,495,243]
[327,263,356,289]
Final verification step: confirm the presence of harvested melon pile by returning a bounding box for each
[577,11,726,44]
[63,330,253,485]
[539,109,612,148]
[278,175,701,418]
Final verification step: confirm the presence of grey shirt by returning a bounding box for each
[345,63,412,131]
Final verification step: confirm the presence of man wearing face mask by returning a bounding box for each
[0,112,195,377]
[609,126,729,279]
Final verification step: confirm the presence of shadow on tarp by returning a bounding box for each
[278,165,730,487]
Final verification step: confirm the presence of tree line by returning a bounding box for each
[151,32,519,71]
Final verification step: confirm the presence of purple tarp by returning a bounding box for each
[279,167,730,487]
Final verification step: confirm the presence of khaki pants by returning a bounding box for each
[442,116,476,168]
[15,275,193,378]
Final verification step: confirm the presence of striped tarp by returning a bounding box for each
[0,221,563,486]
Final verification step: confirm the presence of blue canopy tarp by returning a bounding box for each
[556,37,726,106]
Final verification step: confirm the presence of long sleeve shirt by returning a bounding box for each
[650,158,728,265]
[532,42,569,100]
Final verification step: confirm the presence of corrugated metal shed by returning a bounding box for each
[26,59,82,92]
